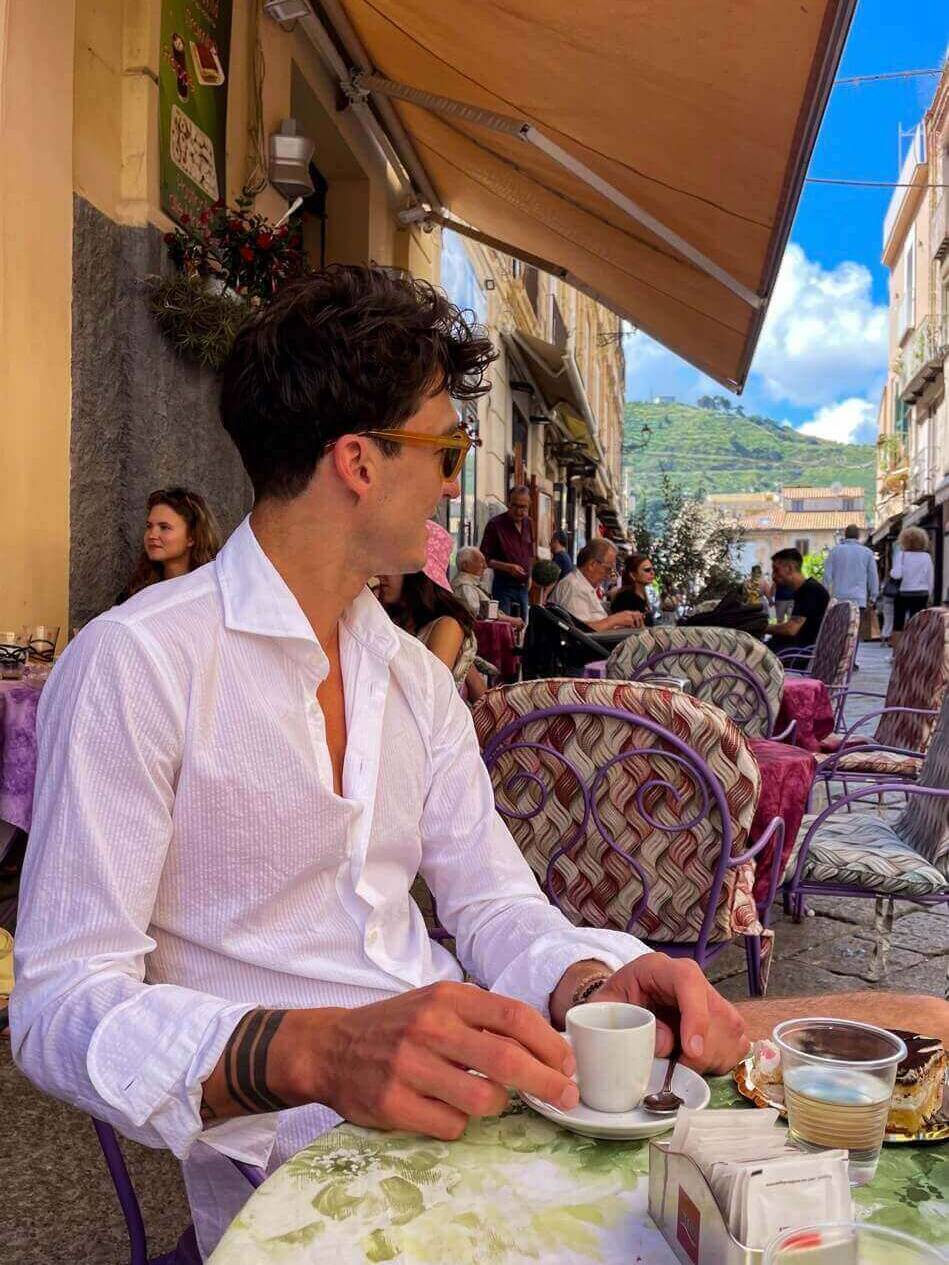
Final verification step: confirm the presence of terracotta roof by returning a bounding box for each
[780,486,864,498]
[740,510,868,531]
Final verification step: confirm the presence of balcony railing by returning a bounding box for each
[935,191,949,262]
[883,123,926,252]
[900,314,949,402]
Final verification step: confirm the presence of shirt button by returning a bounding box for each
[367,928,380,944]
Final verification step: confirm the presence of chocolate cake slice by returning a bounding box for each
[886,1029,946,1134]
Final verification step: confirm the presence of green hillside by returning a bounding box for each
[624,399,876,509]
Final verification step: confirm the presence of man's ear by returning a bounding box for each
[330,435,377,502]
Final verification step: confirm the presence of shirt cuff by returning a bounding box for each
[489,928,652,1018]
[88,985,263,1160]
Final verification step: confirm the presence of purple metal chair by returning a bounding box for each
[473,679,784,995]
[784,692,949,983]
[92,1119,264,1265]
[780,599,859,730]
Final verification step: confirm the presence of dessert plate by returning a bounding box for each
[733,1056,949,1145]
[520,1054,710,1140]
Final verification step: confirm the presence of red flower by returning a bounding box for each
[211,198,224,210]
[255,232,273,249]
[180,213,190,225]
[228,219,244,233]
[199,210,210,224]
[163,232,175,244]
[239,245,255,262]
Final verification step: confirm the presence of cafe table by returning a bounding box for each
[474,620,519,681]
[208,1079,946,1264]
[776,677,835,752]
[0,677,44,856]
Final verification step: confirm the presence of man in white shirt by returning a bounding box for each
[451,546,522,629]
[549,538,644,632]
[12,267,747,1257]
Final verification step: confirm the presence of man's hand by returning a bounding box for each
[603,610,644,631]
[590,954,750,1075]
[503,563,527,580]
[202,983,579,1141]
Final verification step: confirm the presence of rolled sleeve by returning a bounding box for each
[418,665,650,1015]
[10,620,275,1164]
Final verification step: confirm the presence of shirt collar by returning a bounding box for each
[216,517,400,663]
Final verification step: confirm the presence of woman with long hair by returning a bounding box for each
[890,525,933,649]
[609,552,656,626]
[119,487,222,601]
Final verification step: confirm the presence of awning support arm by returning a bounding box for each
[358,72,763,310]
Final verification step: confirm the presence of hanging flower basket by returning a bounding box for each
[145,197,310,370]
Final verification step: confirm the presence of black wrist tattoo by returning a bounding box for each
[223,1009,290,1115]
[572,975,610,1007]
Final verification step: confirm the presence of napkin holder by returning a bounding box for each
[648,1140,762,1265]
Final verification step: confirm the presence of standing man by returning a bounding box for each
[767,548,830,650]
[823,525,879,639]
[550,538,644,632]
[550,529,574,578]
[480,486,535,619]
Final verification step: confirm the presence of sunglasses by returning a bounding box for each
[361,426,481,482]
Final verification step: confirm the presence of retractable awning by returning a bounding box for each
[503,330,601,461]
[302,0,856,390]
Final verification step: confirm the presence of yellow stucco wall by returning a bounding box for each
[0,0,75,633]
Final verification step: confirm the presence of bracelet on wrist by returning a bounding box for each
[571,975,610,1008]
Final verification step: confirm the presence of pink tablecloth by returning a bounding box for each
[776,676,834,752]
[475,620,519,680]
[748,737,816,908]
[0,680,42,832]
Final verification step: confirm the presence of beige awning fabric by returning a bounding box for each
[503,330,600,460]
[319,0,855,390]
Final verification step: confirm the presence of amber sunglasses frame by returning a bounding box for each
[361,427,481,482]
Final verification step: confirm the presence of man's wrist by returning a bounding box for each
[549,959,613,1030]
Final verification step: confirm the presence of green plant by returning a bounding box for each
[877,434,906,472]
[144,274,248,371]
[630,473,745,601]
[801,551,826,582]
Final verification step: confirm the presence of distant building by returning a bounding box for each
[651,394,676,405]
[708,485,868,572]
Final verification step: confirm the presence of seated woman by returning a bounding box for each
[378,522,487,701]
[609,553,656,626]
[118,486,221,601]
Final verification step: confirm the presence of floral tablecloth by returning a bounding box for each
[777,677,835,752]
[209,1079,947,1265]
[0,680,42,833]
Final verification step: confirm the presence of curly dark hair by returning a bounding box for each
[381,571,475,637]
[219,265,498,500]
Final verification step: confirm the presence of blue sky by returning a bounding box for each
[626,0,948,442]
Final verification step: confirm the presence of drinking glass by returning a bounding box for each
[0,630,28,680]
[23,625,60,662]
[764,1221,945,1265]
[773,1019,905,1185]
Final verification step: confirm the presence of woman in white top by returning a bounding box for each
[890,525,934,648]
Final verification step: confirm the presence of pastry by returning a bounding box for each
[886,1029,946,1135]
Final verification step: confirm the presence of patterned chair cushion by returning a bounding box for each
[817,750,922,778]
[875,608,949,753]
[809,600,859,692]
[472,678,763,945]
[604,626,783,739]
[786,813,945,898]
[895,694,949,879]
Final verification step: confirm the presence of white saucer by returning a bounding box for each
[519,1052,710,1140]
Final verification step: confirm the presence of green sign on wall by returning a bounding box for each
[159,0,233,224]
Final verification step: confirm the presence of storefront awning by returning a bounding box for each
[503,330,600,460]
[303,0,856,390]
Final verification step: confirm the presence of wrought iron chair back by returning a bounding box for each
[473,679,777,993]
[796,599,859,728]
[628,645,775,737]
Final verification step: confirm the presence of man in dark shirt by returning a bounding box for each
[550,529,574,579]
[480,486,535,618]
[768,548,830,649]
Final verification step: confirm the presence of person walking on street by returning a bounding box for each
[890,526,934,650]
[479,486,535,619]
[823,525,878,640]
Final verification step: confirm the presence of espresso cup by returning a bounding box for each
[565,1001,656,1112]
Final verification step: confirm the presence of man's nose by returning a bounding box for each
[442,477,461,499]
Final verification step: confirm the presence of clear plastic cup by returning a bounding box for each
[773,1019,906,1185]
[764,1221,946,1265]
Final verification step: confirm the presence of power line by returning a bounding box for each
[834,67,943,85]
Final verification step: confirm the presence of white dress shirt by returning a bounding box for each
[549,569,609,626]
[451,569,489,617]
[12,517,648,1258]
[891,549,934,595]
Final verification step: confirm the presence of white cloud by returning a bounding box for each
[623,243,888,416]
[797,397,878,445]
[752,245,888,407]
